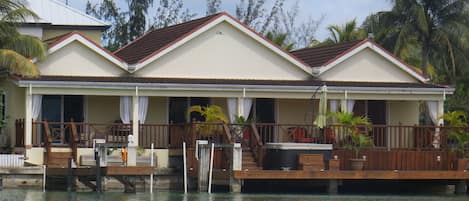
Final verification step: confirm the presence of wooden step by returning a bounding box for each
[47,152,73,168]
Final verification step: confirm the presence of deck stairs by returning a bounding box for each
[242,148,261,171]
[43,121,79,168]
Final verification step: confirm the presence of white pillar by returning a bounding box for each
[237,97,243,117]
[127,95,139,166]
[438,100,444,126]
[132,95,139,145]
[433,100,445,149]
[24,89,32,151]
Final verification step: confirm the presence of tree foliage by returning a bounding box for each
[86,0,195,51]
[0,0,47,77]
[314,19,366,46]
[206,0,221,15]
[363,0,469,80]
[234,0,321,49]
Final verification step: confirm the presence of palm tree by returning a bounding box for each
[265,31,295,51]
[0,0,47,78]
[370,0,469,80]
[315,19,366,46]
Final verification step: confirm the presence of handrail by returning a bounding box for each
[43,121,53,166]
[250,123,264,167]
[69,121,79,164]
[222,124,233,144]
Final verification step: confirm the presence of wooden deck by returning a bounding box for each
[233,170,469,180]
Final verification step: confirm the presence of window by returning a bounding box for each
[41,95,84,123]
[169,97,210,123]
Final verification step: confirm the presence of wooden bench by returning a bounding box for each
[298,154,324,171]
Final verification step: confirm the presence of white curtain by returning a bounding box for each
[31,95,42,120]
[138,96,149,124]
[426,101,439,125]
[120,96,132,124]
[243,98,253,119]
[330,100,339,113]
[346,100,355,113]
[227,98,237,123]
[330,100,339,123]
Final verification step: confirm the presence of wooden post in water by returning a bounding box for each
[96,156,102,193]
[0,175,3,191]
[67,157,73,192]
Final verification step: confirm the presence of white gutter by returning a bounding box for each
[16,80,454,95]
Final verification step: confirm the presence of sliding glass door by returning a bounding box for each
[41,95,84,144]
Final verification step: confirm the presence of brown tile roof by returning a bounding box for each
[16,76,447,89]
[290,40,364,67]
[114,13,223,64]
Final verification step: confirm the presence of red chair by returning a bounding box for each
[289,127,313,143]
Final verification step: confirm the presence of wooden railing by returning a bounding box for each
[17,120,469,154]
[250,123,264,167]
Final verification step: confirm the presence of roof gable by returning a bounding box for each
[133,21,311,80]
[318,39,429,82]
[24,0,108,27]
[115,13,311,75]
[44,32,127,71]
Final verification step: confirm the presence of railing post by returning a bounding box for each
[387,125,391,151]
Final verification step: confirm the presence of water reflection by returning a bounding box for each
[0,190,469,201]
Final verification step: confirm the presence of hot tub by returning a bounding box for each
[263,143,333,170]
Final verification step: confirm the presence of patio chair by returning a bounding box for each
[288,127,313,143]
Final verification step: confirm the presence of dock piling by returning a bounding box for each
[67,157,73,192]
[328,179,339,195]
[96,156,102,193]
[455,180,466,194]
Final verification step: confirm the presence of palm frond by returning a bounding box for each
[0,49,39,77]
[4,34,47,59]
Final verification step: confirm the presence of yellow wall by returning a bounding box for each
[37,41,126,77]
[145,97,168,124]
[277,99,316,124]
[211,97,228,117]
[135,22,310,80]
[43,29,102,44]
[87,96,120,123]
[388,101,420,125]
[0,80,25,146]
[320,48,418,83]
[387,101,420,148]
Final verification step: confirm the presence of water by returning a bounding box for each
[0,190,469,201]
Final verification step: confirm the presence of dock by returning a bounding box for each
[233,170,469,180]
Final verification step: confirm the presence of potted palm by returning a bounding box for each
[188,105,228,138]
[440,111,469,170]
[331,111,372,170]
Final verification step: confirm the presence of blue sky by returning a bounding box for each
[60,0,391,40]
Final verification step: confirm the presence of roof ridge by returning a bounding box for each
[114,13,224,55]
[291,39,365,53]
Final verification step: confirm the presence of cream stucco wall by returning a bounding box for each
[37,41,126,77]
[43,29,102,44]
[134,22,310,80]
[277,99,316,124]
[320,48,419,83]
[0,80,25,146]
[387,101,420,148]
[145,97,168,124]
[87,96,120,123]
[388,101,420,125]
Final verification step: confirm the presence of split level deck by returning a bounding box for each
[14,120,469,193]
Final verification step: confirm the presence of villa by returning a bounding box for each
[2,0,467,193]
